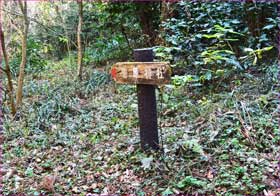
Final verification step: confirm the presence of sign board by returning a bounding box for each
[111,62,171,85]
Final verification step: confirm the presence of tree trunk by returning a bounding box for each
[0,14,16,116]
[16,0,28,108]
[77,0,83,80]
[55,4,72,65]
[244,1,268,37]
[158,1,168,45]
[137,3,158,47]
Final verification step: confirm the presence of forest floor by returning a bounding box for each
[2,61,280,195]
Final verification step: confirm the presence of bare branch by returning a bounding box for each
[0,67,7,74]
[17,0,24,14]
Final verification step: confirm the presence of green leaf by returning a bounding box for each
[177,176,206,188]
[253,56,257,65]
[266,17,276,23]
[231,19,240,24]
[216,69,224,76]
[205,71,212,80]
[231,138,239,146]
[202,33,223,39]
[259,95,268,105]
[262,24,275,30]
[195,34,202,39]
[224,38,239,41]
[163,94,169,103]
[201,51,210,56]
[214,24,227,31]
[226,58,242,69]
[228,30,244,36]
[262,46,273,51]
[25,167,34,177]
[244,48,254,53]
[177,181,185,188]
[184,139,204,154]
[162,187,174,196]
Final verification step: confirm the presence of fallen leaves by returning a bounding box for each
[72,186,80,193]
[38,173,57,192]
[3,168,17,180]
[206,167,217,181]
[206,169,214,180]
[0,134,5,143]
[263,189,280,196]
[2,68,278,195]
[14,175,23,190]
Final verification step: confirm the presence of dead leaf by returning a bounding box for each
[141,157,153,169]
[86,174,94,181]
[102,172,109,178]
[4,168,17,180]
[127,145,134,152]
[72,186,80,193]
[101,187,109,195]
[0,134,4,143]
[264,189,275,196]
[38,174,56,192]
[90,183,98,189]
[94,171,101,178]
[107,168,114,174]
[207,170,214,180]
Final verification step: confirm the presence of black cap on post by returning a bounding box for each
[133,48,154,62]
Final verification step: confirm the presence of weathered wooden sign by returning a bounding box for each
[111,48,168,151]
[111,62,171,85]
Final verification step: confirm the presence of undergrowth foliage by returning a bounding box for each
[158,1,278,90]
[3,59,279,195]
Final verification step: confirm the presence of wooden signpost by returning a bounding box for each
[111,48,171,150]
[111,62,171,85]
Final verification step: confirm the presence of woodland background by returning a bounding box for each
[0,1,279,195]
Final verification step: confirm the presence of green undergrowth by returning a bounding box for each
[2,61,279,195]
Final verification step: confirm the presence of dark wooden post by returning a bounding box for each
[133,48,159,150]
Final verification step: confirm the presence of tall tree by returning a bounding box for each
[77,0,83,80]
[15,0,29,108]
[158,1,174,45]
[54,3,72,65]
[137,3,160,47]
[0,0,16,116]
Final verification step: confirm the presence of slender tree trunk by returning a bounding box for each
[0,15,16,116]
[244,1,268,37]
[16,0,28,108]
[158,1,168,45]
[0,0,16,115]
[121,25,131,50]
[77,0,83,80]
[137,3,159,47]
[55,4,71,65]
